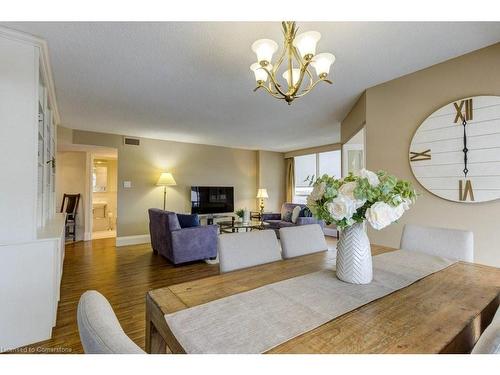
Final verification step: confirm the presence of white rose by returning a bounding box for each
[309,181,326,202]
[401,198,412,211]
[365,201,397,230]
[327,194,356,221]
[338,181,366,209]
[358,168,380,187]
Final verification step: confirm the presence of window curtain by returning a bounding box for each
[285,157,295,203]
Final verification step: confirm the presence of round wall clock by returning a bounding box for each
[409,95,500,203]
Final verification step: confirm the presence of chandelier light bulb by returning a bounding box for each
[250,63,271,84]
[311,53,336,78]
[251,39,278,66]
[282,68,301,87]
[293,31,321,60]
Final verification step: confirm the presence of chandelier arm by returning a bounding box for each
[271,38,287,77]
[294,78,333,98]
[289,59,313,97]
[264,68,288,97]
[259,84,286,99]
[291,46,314,91]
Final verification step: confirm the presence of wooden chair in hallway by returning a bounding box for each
[60,193,81,241]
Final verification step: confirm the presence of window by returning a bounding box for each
[294,154,316,204]
[319,151,341,178]
[293,150,341,204]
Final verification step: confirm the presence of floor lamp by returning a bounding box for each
[156,172,177,210]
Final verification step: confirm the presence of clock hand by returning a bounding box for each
[462,119,468,178]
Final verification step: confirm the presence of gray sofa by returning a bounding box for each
[148,208,218,265]
[262,203,326,234]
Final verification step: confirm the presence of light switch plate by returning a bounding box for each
[123,181,132,188]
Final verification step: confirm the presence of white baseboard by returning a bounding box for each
[116,234,150,247]
[83,231,92,241]
[324,228,338,237]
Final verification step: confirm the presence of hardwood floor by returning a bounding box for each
[19,236,337,354]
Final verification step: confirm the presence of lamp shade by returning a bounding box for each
[250,63,271,83]
[251,39,278,65]
[293,31,321,59]
[256,188,269,199]
[282,68,301,87]
[156,172,176,186]
[311,53,336,77]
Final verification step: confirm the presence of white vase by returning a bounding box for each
[243,209,250,224]
[336,222,373,284]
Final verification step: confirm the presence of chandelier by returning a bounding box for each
[250,21,335,105]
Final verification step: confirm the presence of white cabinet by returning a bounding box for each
[0,28,64,352]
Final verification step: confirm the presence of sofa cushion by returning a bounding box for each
[281,206,293,222]
[177,213,200,228]
[300,206,312,217]
[291,206,301,224]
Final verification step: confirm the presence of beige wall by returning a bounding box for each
[257,150,286,212]
[56,151,86,241]
[364,42,500,267]
[341,91,366,144]
[57,126,73,146]
[72,130,285,237]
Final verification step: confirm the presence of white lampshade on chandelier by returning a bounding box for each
[250,21,336,105]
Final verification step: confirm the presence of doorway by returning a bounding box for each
[91,154,118,240]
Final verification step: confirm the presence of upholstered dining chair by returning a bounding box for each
[218,230,282,273]
[400,224,474,262]
[472,305,500,354]
[279,224,328,259]
[77,290,144,354]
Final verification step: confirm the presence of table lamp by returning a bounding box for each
[157,172,176,210]
[256,188,269,218]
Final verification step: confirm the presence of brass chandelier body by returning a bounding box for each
[252,21,334,105]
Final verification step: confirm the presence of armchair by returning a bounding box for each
[148,208,218,265]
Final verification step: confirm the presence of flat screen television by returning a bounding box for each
[191,186,234,214]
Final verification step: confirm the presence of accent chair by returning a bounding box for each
[279,224,328,259]
[471,305,500,354]
[218,230,282,273]
[77,290,144,354]
[400,224,474,262]
[148,208,218,265]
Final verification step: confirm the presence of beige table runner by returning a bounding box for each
[164,250,455,353]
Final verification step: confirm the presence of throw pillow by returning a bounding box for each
[291,205,302,224]
[281,205,293,222]
[176,213,200,228]
[300,206,313,217]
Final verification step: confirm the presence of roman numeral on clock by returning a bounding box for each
[454,98,473,123]
[459,180,475,201]
[410,149,431,162]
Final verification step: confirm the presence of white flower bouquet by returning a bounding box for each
[306,169,417,231]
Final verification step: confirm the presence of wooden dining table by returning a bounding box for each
[145,244,500,354]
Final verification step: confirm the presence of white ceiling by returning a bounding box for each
[3,22,500,152]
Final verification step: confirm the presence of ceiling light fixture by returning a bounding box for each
[250,21,335,105]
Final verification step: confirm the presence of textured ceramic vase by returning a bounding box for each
[336,222,373,284]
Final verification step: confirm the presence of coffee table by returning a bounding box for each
[218,220,270,233]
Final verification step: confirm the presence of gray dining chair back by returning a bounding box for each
[400,224,473,262]
[218,230,282,273]
[472,306,500,354]
[77,290,144,354]
[279,224,328,259]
